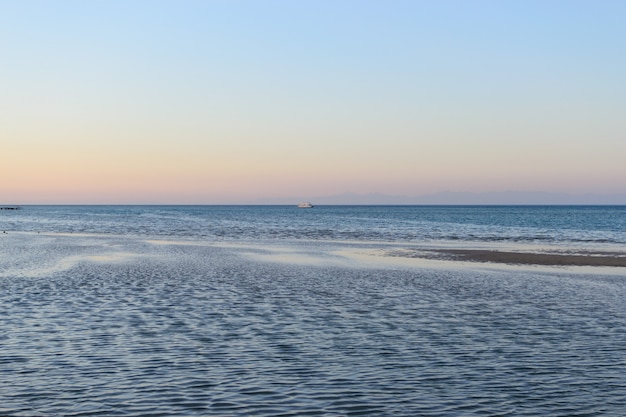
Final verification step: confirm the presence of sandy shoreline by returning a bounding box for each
[412,249,626,267]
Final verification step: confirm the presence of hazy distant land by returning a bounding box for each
[253,191,626,205]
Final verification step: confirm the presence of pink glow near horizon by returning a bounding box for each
[1,1,625,204]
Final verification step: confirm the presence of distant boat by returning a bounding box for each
[297,202,314,208]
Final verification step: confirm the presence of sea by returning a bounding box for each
[1,205,625,416]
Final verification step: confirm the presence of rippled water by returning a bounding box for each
[2,205,626,246]
[1,231,625,416]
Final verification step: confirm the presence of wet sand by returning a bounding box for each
[425,249,626,267]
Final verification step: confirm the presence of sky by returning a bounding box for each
[1,0,625,204]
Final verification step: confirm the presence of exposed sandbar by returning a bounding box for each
[426,249,626,267]
[437,249,626,267]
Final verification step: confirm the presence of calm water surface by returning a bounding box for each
[1,206,625,416]
[2,205,626,245]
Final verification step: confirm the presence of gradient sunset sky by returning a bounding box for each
[2,0,625,204]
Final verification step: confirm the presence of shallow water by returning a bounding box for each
[1,233,625,416]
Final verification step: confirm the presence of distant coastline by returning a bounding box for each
[252,191,626,206]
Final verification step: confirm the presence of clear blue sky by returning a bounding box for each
[1,0,625,203]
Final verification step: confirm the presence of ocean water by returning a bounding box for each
[2,205,626,245]
[1,206,625,416]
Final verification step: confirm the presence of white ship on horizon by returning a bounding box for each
[297,202,314,208]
